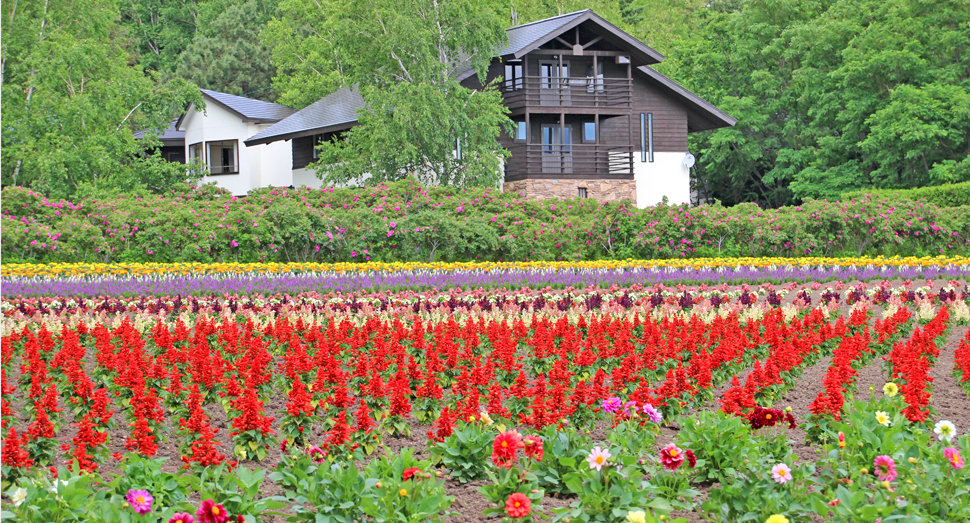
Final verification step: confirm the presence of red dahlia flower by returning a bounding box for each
[685,449,697,468]
[195,499,230,523]
[659,443,684,470]
[492,431,521,469]
[505,492,531,518]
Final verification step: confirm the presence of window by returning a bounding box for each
[515,121,527,142]
[616,55,631,64]
[540,61,569,88]
[504,62,523,91]
[206,140,238,174]
[640,114,653,162]
[578,187,588,199]
[188,142,204,174]
[583,122,596,142]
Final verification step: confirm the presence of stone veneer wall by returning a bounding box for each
[503,179,637,205]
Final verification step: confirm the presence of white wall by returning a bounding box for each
[634,151,691,208]
[180,102,294,195]
[292,168,324,189]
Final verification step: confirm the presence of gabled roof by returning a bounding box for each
[501,10,663,64]
[241,10,731,146]
[244,88,364,147]
[636,66,737,132]
[134,119,184,144]
[175,89,296,129]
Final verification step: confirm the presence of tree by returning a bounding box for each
[1,0,204,198]
[120,0,202,74]
[175,0,280,101]
[662,0,970,206]
[265,0,513,187]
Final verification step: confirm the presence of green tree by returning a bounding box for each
[120,0,202,74]
[663,0,970,206]
[266,0,513,187]
[175,0,280,101]
[1,0,204,198]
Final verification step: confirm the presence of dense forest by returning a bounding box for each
[2,0,968,206]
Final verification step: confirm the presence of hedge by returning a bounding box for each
[3,180,970,265]
[841,181,970,208]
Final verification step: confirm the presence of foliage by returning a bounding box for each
[3,182,970,265]
[663,0,970,207]
[556,447,673,522]
[534,424,592,494]
[703,461,817,522]
[430,420,494,483]
[842,181,970,208]
[270,454,376,522]
[175,0,280,101]
[675,410,756,482]
[265,0,513,187]
[0,0,204,199]
[361,450,454,522]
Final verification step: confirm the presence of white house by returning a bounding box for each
[174,89,299,196]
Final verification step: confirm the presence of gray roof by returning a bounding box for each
[636,66,737,132]
[134,119,184,144]
[498,11,586,56]
[502,10,662,63]
[200,89,296,123]
[244,88,364,146]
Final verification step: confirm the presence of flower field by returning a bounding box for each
[2,259,969,522]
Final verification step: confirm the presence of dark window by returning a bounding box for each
[504,62,523,91]
[206,140,238,174]
[584,122,596,142]
[578,187,588,199]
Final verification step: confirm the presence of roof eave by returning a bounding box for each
[636,66,736,131]
[244,120,358,147]
[511,11,664,65]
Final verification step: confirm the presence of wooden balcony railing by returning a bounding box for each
[502,77,633,109]
[505,144,634,178]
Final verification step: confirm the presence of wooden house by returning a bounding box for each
[170,10,734,206]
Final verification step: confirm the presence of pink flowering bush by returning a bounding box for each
[3,180,969,264]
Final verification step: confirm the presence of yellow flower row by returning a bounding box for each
[2,256,968,279]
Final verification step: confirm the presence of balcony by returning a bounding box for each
[502,77,633,110]
[505,144,634,180]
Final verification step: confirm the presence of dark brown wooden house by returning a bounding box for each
[217,10,734,204]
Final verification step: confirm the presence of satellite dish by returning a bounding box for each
[683,153,696,169]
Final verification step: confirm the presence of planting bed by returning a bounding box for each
[2,259,969,523]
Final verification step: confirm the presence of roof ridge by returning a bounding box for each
[505,9,588,31]
[200,88,294,109]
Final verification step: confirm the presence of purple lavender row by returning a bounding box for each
[4,264,970,298]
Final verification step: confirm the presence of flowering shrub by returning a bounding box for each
[4,181,969,265]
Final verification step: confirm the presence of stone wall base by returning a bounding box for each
[503,178,637,205]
